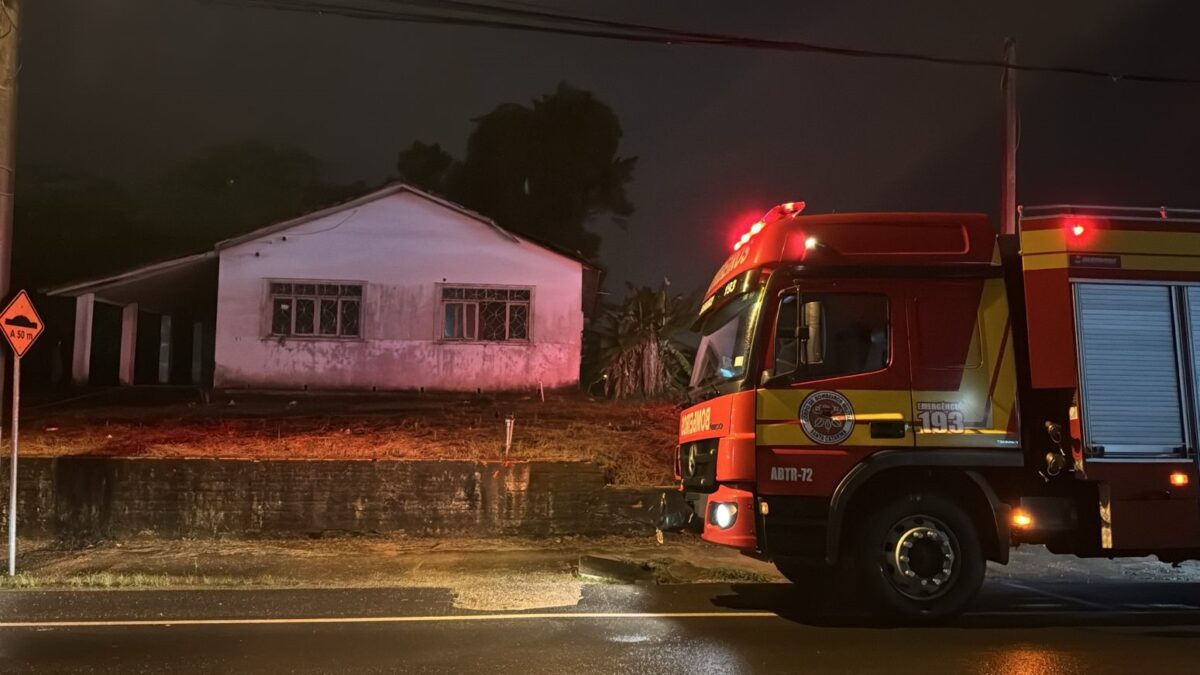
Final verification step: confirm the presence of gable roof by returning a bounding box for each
[44,182,600,297]
[217,182,598,270]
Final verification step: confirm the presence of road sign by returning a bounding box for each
[0,290,43,359]
[2,290,41,576]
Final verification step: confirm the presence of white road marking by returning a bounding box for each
[971,609,1200,617]
[0,611,778,630]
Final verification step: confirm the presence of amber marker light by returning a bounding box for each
[1170,471,1190,487]
[1011,509,1034,530]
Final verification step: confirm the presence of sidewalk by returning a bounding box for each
[5,534,779,611]
[6,535,1200,612]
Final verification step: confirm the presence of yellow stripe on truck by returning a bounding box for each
[1025,252,1200,273]
[757,388,913,447]
[914,278,1018,449]
[1022,228,1200,257]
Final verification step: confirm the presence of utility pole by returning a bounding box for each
[1000,38,1018,236]
[0,0,14,297]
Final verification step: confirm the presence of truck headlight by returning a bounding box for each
[711,502,738,529]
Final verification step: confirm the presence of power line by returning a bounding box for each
[207,0,1200,85]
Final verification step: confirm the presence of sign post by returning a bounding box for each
[1,290,44,576]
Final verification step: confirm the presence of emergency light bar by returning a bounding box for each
[733,200,806,251]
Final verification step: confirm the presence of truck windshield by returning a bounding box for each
[689,290,762,392]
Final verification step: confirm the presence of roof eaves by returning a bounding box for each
[42,250,218,297]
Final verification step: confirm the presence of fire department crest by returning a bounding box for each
[799,390,855,445]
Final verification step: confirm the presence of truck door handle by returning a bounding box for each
[870,421,908,439]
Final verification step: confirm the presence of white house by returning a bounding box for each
[46,184,598,392]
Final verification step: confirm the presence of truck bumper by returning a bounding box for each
[656,486,758,551]
[699,485,757,550]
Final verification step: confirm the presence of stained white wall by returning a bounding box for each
[212,190,584,391]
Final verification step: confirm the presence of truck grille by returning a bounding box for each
[679,439,719,493]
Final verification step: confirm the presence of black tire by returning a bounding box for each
[850,492,985,620]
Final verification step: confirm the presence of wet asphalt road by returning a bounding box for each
[3,579,1200,674]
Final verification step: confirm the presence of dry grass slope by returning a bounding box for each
[18,391,680,486]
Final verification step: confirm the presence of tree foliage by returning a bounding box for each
[396,82,636,259]
[590,283,694,400]
[144,141,363,252]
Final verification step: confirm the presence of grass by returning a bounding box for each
[16,390,680,486]
[0,571,299,590]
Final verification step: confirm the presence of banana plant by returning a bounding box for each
[589,282,695,399]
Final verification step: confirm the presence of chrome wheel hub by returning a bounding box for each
[883,515,957,600]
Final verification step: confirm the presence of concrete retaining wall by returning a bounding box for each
[0,458,665,540]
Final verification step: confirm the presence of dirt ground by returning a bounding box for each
[9,535,1200,612]
[16,389,680,486]
[7,533,780,611]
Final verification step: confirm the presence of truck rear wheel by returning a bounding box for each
[851,492,985,619]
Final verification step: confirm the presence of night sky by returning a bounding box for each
[19,0,1200,293]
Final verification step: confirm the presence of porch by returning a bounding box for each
[44,252,219,387]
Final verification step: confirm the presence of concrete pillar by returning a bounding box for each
[191,320,204,385]
[71,293,95,386]
[118,303,138,386]
[158,314,173,385]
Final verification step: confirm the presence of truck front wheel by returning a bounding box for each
[851,492,985,619]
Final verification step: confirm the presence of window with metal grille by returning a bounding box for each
[441,286,531,342]
[269,281,363,338]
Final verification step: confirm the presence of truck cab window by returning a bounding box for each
[774,292,888,382]
[690,291,762,392]
[773,294,800,376]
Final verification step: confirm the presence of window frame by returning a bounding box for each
[770,289,892,385]
[437,283,533,343]
[265,279,366,341]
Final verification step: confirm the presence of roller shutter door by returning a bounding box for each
[1076,283,1185,456]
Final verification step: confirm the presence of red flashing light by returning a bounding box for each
[730,200,806,252]
[1070,222,1086,238]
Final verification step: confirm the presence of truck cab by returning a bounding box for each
[668,202,1200,618]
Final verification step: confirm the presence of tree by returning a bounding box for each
[144,141,363,254]
[397,83,636,259]
[395,141,455,195]
[590,283,694,399]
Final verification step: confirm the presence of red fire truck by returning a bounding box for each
[663,202,1200,617]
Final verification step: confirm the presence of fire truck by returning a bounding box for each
[663,202,1200,617]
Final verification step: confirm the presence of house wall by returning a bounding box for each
[213,191,584,391]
